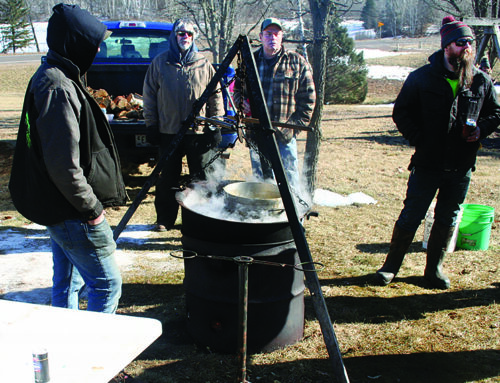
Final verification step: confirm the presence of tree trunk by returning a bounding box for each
[304,0,332,198]
[29,16,40,53]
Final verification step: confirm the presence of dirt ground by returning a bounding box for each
[366,78,403,103]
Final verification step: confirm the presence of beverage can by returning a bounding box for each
[33,348,50,383]
[462,118,476,138]
[466,118,476,126]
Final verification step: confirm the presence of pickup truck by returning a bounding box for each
[86,21,173,169]
[86,21,237,172]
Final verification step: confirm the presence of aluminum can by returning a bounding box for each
[32,348,50,383]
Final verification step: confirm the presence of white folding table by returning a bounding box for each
[0,299,162,382]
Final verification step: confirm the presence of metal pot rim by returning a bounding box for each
[223,181,282,204]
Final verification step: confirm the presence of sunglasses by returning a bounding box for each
[177,31,193,37]
[455,38,474,47]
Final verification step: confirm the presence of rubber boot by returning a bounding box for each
[424,223,453,289]
[375,224,416,286]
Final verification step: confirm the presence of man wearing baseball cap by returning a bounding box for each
[374,16,500,289]
[234,17,316,196]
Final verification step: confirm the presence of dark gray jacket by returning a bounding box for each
[393,49,500,171]
[9,4,126,225]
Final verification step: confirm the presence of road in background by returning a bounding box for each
[354,35,440,52]
[0,53,44,65]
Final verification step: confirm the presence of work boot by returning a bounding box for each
[375,224,416,286]
[424,223,454,289]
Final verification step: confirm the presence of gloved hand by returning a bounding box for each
[276,127,294,144]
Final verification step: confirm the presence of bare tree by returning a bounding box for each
[421,0,472,17]
[26,0,178,20]
[302,0,332,198]
[301,0,362,195]
[177,0,271,62]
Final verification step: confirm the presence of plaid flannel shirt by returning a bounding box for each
[254,47,316,128]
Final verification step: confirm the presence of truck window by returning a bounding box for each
[94,30,171,63]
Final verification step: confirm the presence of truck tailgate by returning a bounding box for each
[110,120,158,165]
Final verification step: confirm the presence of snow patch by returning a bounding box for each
[313,189,377,207]
[367,65,414,81]
[0,224,181,305]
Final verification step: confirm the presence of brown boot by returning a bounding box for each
[375,224,416,286]
[424,223,454,289]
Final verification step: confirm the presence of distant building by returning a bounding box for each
[341,20,376,40]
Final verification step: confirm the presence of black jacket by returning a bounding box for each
[9,4,126,226]
[393,50,500,171]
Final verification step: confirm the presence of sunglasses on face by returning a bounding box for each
[177,31,193,37]
[455,38,474,47]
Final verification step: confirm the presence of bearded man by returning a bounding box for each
[143,18,224,231]
[373,16,500,289]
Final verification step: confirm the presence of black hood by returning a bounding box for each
[46,3,107,75]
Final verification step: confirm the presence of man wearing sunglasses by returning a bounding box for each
[143,18,224,232]
[374,16,500,289]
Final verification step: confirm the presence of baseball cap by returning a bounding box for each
[261,18,283,31]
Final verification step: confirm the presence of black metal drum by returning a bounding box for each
[176,183,305,354]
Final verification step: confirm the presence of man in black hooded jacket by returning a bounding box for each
[9,3,126,312]
[374,16,500,290]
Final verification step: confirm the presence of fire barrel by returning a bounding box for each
[177,187,305,354]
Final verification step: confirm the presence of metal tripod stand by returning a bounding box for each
[113,35,349,383]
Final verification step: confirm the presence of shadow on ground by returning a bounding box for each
[315,283,500,323]
[111,279,500,382]
[356,240,425,254]
[5,279,497,382]
[323,127,500,157]
[133,328,500,383]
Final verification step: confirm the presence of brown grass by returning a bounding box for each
[0,46,499,383]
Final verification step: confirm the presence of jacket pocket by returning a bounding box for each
[87,148,119,203]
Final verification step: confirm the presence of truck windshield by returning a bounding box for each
[94,29,171,63]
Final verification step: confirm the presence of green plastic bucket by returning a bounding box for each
[456,204,495,250]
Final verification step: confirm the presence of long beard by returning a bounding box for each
[449,49,475,88]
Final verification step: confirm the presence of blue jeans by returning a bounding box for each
[396,167,472,232]
[46,218,122,313]
[250,136,300,192]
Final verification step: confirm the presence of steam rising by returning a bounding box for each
[176,146,311,223]
[177,181,289,223]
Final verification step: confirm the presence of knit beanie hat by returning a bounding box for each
[440,16,474,49]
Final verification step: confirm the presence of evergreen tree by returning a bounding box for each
[316,17,368,104]
[361,0,378,30]
[0,0,33,53]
